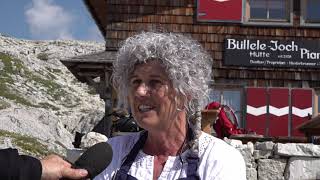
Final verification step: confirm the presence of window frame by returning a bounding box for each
[242,0,294,27]
[314,90,320,116]
[300,0,320,27]
[209,84,245,128]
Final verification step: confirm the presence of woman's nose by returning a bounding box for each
[136,83,150,96]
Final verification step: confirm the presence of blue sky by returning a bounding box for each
[0,0,103,42]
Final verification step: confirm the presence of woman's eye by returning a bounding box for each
[130,79,141,85]
[149,79,161,87]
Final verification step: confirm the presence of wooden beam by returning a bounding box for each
[76,64,111,70]
[83,0,107,39]
[300,129,320,135]
[77,72,103,77]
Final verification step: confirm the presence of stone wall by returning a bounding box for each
[226,139,320,180]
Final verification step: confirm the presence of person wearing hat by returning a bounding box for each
[94,32,246,180]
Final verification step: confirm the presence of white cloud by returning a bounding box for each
[86,26,104,42]
[25,0,74,40]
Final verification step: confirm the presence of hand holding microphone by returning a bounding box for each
[71,142,113,179]
[41,155,88,180]
[41,142,113,180]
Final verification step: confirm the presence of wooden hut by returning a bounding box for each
[62,0,320,137]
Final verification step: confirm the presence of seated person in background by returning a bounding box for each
[94,32,246,180]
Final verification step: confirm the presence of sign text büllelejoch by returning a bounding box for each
[224,38,320,68]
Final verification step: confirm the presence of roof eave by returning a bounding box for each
[83,0,107,40]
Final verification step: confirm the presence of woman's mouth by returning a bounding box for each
[138,104,154,113]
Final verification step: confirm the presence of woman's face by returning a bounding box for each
[128,61,181,131]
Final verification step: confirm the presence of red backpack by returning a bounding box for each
[206,102,247,139]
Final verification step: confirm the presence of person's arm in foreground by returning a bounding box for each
[41,154,88,180]
[0,148,88,180]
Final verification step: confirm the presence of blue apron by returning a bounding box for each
[113,131,200,180]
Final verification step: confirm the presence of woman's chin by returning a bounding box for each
[136,118,159,130]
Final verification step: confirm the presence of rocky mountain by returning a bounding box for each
[0,34,106,157]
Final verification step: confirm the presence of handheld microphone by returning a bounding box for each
[65,142,113,179]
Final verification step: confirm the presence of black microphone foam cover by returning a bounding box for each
[74,142,113,178]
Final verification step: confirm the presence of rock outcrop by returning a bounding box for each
[0,34,105,156]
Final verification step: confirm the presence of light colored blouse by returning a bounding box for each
[94,131,246,180]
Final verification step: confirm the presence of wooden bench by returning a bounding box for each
[298,115,320,143]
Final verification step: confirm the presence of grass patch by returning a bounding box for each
[26,69,68,101]
[46,67,62,74]
[0,99,10,110]
[37,53,49,61]
[0,84,35,107]
[51,88,69,101]
[60,94,81,108]
[45,72,57,80]
[0,53,36,107]
[36,69,57,81]
[0,52,24,82]
[38,102,60,111]
[0,130,52,157]
[87,86,97,95]
[0,52,71,106]
[29,73,60,90]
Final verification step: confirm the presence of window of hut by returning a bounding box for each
[208,88,244,127]
[244,0,293,24]
[301,0,320,25]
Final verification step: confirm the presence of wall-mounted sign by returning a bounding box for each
[197,0,242,22]
[224,38,320,68]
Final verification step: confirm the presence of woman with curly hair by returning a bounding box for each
[94,32,246,180]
